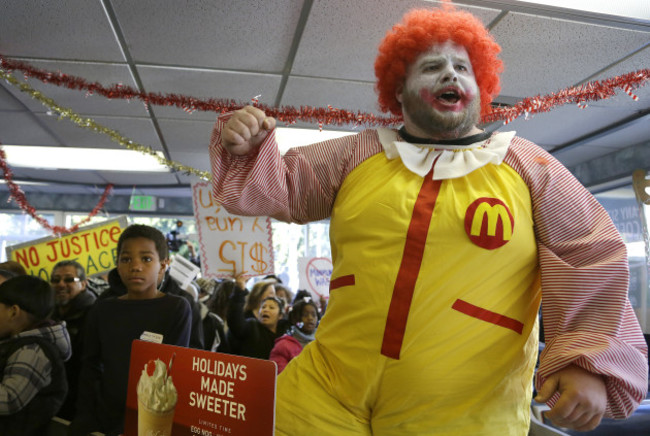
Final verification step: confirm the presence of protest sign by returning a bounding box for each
[298,256,333,299]
[124,340,276,436]
[5,216,128,280]
[192,182,274,278]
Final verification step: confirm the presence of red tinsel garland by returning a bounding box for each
[0,55,402,127]
[1,54,648,126]
[0,145,113,235]
[483,70,650,124]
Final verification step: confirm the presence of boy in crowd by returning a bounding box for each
[0,275,71,435]
[100,254,205,350]
[71,224,191,436]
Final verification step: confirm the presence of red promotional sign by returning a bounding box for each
[124,341,276,436]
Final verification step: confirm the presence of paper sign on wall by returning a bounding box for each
[192,182,274,279]
[298,256,333,299]
[124,340,276,436]
[5,216,128,280]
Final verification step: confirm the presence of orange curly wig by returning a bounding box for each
[375,6,503,118]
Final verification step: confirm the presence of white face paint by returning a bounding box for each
[397,40,482,140]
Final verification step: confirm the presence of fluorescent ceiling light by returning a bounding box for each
[0,179,49,186]
[2,146,169,172]
[275,127,356,154]
[1,128,357,172]
[514,0,649,20]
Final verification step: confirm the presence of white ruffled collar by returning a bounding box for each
[377,127,515,180]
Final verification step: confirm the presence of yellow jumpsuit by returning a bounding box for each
[276,152,541,435]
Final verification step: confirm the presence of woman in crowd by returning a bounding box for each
[242,279,276,320]
[228,277,290,359]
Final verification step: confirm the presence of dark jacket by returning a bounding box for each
[51,289,96,420]
[227,287,290,359]
[72,294,190,436]
[201,303,230,353]
[0,321,71,436]
[101,268,205,349]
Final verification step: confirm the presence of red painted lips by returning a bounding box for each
[420,87,470,112]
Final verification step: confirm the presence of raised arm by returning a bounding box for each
[209,106,383,223]
[226,285,253,340]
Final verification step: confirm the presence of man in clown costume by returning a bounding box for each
[209,5,648,435]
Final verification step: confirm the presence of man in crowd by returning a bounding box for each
[50,260,96,420]
[209,5,647,435]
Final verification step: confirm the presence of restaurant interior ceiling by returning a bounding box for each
[0,0,648,213]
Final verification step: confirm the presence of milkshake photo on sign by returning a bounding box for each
[124,340,277,436]
[137,355,177,436]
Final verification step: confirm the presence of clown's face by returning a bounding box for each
[397,40,482,140]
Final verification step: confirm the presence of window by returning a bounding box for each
[4,210,335,298]
[595,186,649,333]
[270,220,330,293]
[0,211,54,262]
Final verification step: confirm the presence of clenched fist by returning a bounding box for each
[221,105,276,155]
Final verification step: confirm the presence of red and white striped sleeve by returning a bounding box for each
[505,137,648,418]
[208,112,383,223]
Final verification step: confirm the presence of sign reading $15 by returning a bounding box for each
[192,182,274,278]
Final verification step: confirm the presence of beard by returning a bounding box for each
[401,88,481,140]
[55,293,70,306]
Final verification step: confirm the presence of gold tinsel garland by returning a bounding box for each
[0,69,210,180]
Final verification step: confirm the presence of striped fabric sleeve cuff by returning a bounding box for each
[535,327,648,418]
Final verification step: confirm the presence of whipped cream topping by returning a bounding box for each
[137,359,177,412]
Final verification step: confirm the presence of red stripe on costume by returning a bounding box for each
[451,299,524,335]
[329,274,355,291]
[381,169,442,360]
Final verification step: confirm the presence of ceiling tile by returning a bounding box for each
[4,61,148,117]
[281,76,379,114]
[493,13,650,97]
[137,66,282,121]
[0,0,123,61]
[0,112,60,146]
[586,45,650,109]
[0,85,27,111]
[495,104,637,149]
[34,114,163,150]
[157,119,215,152]
[293,0,501,81]
[168,152,212,174]
[112,0,302,72]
